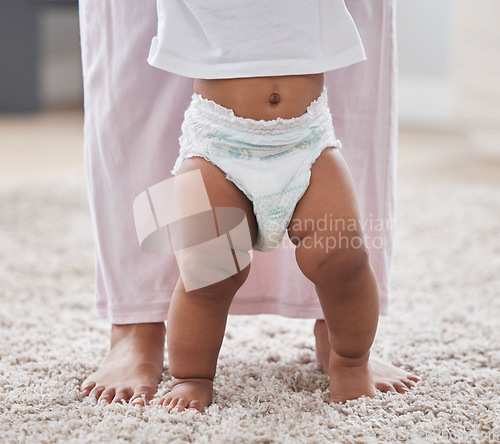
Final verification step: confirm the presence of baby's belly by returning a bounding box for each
[193,73,324,121]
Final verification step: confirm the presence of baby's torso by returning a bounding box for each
[193,74,325,121]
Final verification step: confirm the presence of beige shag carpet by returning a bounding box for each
[0,174,499,444]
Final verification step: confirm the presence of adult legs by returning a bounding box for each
[78,0,188,404]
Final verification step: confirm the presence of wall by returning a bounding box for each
[453,0,500,158]
[397,0,454,128]
[39,5,82,108]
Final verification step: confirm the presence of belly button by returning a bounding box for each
[269,92,280,105]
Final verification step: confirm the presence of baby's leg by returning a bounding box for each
[159,157,257,413]
[289,147,379,403]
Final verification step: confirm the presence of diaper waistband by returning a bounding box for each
[186,85,332,133]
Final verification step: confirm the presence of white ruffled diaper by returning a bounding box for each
[172,86,341,252]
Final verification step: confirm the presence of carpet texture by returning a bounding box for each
[0,175,499,443]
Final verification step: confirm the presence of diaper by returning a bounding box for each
[172,86,341,252]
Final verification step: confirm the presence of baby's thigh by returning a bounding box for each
[174,156,257,256]
[288,148,367,275]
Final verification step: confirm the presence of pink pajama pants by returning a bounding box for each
[79,0,397,324]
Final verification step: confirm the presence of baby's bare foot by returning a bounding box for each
[159,377,213,413]
[80,323,165,405]
[329,350,377,403]
[369,355,420,393]
[314,319,420,394]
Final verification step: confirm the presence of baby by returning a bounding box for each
[148,0,383,413]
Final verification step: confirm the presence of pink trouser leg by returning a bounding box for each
[79,0,397,323]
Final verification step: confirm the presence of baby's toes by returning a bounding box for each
[158,395,173,408]
[187,400,204,413]
[164,397,179,412]
[170,398,189,413]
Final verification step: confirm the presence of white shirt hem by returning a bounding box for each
[148,39,366,79]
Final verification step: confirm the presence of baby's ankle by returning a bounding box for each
[171,376,214,388]
[329,349,370,368]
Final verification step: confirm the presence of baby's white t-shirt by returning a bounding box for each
[148,0,366,79]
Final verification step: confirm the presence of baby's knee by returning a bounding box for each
[297,230,370,287]
[171,206,252,293]
[177,241,250,294]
